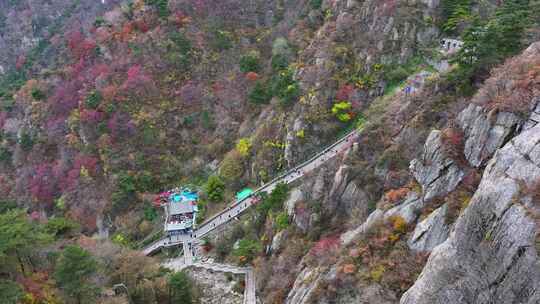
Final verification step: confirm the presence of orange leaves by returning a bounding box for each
[173,10,192,27]
[342,263,357,274]
[389,215,407,235]
[245,72,259,81]
[116,22,134,42]
[101,85,118,102]
[384,187,409,204]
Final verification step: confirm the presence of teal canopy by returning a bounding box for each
[236,188,253,201]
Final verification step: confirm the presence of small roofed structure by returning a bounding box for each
[161,187,199,235]
[236,188,254,201]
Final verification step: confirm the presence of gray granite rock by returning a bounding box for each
[410,130,464,201]
[341,192,423,245]
[385,191,424,224]
[457,104,520,167]
[522,97,540,131]
[407,203,450,252]
[285,188,304,217]
[401,124,540,304]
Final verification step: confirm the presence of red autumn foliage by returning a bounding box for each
[461,170,481,192]
[73,155,99,176]
[17,272,50,301]
[101,85,119,101]
[0,175,12,196]
[80,109,104,123]
[442,127,466,165]
[134,19,151,33]
[245,72,259,81]
[310,235,340,259]
[211,81,224,93]
[442,127,463,147]
[119,22,134,41]
[107,112,136,139]
[474,46,540,116]
[378,0,398,17]
[30,211,40,221]
[121,65,152,92]
[88,63,110,79]
[57,154,100,191]
[66,30,96,59]
[69,206,98,232]
[49,81,81,117]
[45,117,67,139]
[336,84,354,101]
[385,187,409,203]
[29,163,59,207]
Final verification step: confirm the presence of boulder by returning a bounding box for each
[410,130,464,201]
[286,267,324,304]
[312,168,327,201]
[457,104,520,167]
[385,191,424,224]
[270,230,285,253]
[285,188,304,217]
[407,203,450,252]
[341,192,423,245]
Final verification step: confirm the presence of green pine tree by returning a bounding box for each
[168,272,194,304]
[205,175,226,202]
[0,209,52,275]
[54,245,100,304]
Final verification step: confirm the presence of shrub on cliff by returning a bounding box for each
[239,51,261,73]
[249,81,271,104]
[205,175,225,202]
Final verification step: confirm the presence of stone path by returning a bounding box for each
[144,128,360,304]
[144,128,359,254]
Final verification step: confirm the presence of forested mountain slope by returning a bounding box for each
[0,0,539,303]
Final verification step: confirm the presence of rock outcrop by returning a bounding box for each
[285,264,397,304]
[457,104,520,167]
[185,267,243,304]
[523,97,540,131]
[401,123,540,304]
[410,130,464,201]
[407,203,450,252]
[341,191,424,245]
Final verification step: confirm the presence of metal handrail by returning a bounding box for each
[143,128,359,252]
[195,129,358,232]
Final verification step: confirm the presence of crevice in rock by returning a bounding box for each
[411,229,428,243]
[487,246,528,289]
[424,160,455,190]
[499,123,520,150]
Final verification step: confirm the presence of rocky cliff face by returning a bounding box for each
[0,0,119,74]
[284,0,440,165]
[273,41,540,304]
[402,112,540,304]
[401,43,540,304]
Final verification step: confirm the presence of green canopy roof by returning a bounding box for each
[236,188,253,201]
